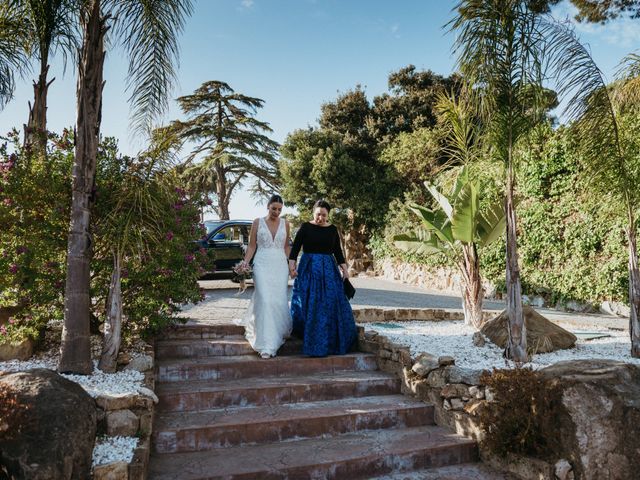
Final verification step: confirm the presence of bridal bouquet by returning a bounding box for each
[232,261,252,293]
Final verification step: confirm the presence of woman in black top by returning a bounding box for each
[288,200,357,356]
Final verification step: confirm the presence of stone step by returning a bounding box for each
[369,463,518,479]
[153,395,433,453]
[156,323,245,340]
[156,353,378,382]
[156,370,401,412]
[155,337,303,360]
[148,425,477,480]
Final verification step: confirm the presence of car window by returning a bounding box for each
[212,225,247,244]
[205,221,224,235]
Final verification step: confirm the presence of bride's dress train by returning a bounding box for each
[236,217,291,357]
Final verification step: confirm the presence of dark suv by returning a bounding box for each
[196,219,252,275]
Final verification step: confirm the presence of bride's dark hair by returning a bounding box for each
[268,194,284,206]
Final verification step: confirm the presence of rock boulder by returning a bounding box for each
[0,368,96,479]
[540,360,640,480]
[481,306,577,353]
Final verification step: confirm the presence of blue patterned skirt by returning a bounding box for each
[290,253,357,357]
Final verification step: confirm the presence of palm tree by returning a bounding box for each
[97,153,172,373]
[20,0,78,149]
[156,80,280,220]
[59,0,193,374]
[394,167,505,329]
[450,0,550,363]
[0,1,32,110]
[546,18,640,356]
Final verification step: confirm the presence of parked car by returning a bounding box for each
[196,219,252,276]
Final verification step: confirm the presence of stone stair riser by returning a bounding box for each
[156,355,379,382]
[155,340,302,360]
[157,377,402,412]
[153,405,434,453]
[149,442,477,480]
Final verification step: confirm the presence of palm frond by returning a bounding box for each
[110,0,194,134]
[0,0,33,109]
[542,17,627,195]
[450,0,548,160]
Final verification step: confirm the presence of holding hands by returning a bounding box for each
[288,260,298,279]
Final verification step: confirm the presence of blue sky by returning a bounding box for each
[1,0,638,219]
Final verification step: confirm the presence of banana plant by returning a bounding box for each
[394,166,505,329]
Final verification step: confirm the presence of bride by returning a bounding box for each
[237,194,293,358]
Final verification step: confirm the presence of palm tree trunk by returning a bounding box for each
[626,205,640,358]
[505,160,527,363]
[58,0,106,374]
[98,252,122,373]
[461,243,484,329]
[24,62,54,151]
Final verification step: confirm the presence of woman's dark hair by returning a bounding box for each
[268,194,284,206]
[313,199,331,212]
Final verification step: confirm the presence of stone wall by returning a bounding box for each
[374,258,498,298]
[356,321,574,480]
[93,344,157,480]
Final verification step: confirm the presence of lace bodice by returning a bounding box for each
[257,217,286,250]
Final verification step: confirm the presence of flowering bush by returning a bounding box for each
[0,129,71,342]
[90,138,215,337]
[0,131,213,344]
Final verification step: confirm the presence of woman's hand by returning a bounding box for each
[288,260,297,279]
[340,264,349,279]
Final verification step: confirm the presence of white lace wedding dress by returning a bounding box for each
[238,217,292,357]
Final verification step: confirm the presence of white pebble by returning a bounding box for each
[362,321,640,370]
[92,435,138,466]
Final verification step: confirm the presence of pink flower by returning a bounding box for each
[16,245,27,255]
[205,198,213,206]
[9,263,18,274]
[0,325,6,336]
[172,202,184,210]
[165,231,174,241]
[8,317,15,324]
[3,198,12,207]
[185,254,195,262]
[199,247,207,256]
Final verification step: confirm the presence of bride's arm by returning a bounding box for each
[284,220,292,258]
[243,218,259,264]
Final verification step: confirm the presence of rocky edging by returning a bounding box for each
[92,346,157,480]
[356,324,575,480]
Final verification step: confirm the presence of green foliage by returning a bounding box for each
[0,131,210,342]
[0,129,72,340]
[155,80,279,218]
[393,167,505,262]
[479,368,561,457]
[280,126,397,232]
[379,127,446,196]
[91,138,212,337]
[377,122,631,305]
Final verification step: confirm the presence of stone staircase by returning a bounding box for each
[147,323,502,480]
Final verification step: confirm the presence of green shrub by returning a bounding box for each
[374,123,630,305]
[0,130,212,342]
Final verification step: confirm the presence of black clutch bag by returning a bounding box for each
[343,278,356,300]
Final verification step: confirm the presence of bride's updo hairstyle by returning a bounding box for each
[268,194,284,206]
[313,199,331,212]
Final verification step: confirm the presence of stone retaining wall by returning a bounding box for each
[375,258,498,298]
[355,311,571,480]
[92,344,157,480]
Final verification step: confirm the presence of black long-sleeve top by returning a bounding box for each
[288,222,346,264]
